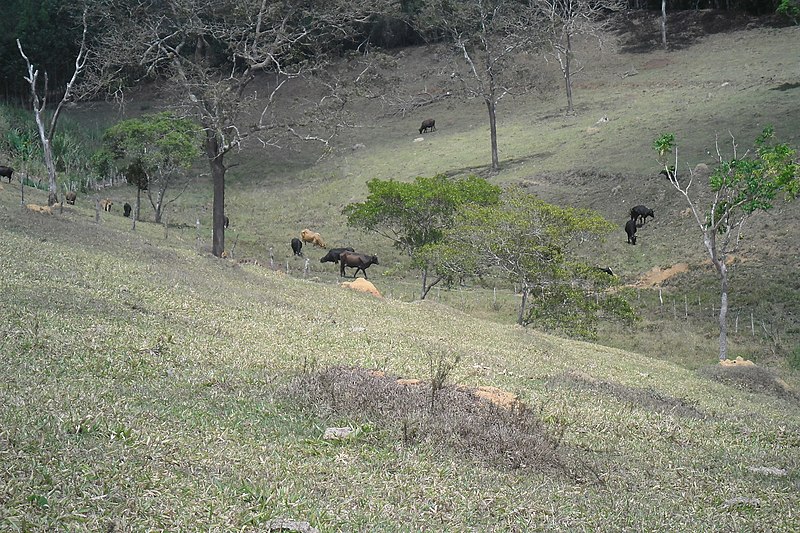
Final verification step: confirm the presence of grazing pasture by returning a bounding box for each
[1,12,799,531]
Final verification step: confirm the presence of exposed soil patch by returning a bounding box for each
[285,366,594,480]
[631,263,690,287]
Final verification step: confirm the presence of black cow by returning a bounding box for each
[320,247,355,264]
[291,237,303,257]
[123,202,132,217]
[224,215,230,229]
[630,205,654,225]
[596,266,615,276]
[419,118,436,134]
[65,191,77,205]
[625,219,637,245]
[0,166,13,183]
[339,252,379,279]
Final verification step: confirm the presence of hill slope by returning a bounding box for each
[2,166,799,530]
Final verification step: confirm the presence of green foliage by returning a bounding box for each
[652,133,675,160]
[104,113,201,169]
[706,127,798,232]
[422,187,633,338]
[103,113,201,190]
[777,0,800,23]
[343,174,502,257]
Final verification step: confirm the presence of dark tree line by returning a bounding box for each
[0,0,84,104]
[0,0,790,104]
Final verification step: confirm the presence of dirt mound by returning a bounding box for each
[631,262,689,287]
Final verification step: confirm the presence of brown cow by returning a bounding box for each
[300,228,326,248]
[65,191,77,205]
[339,252,379,279]
[101,198,113,212]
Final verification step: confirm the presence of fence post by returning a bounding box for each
[303,258,309,278]
[751,312,755,336]
[269,247,274,269]
[684,295,688,319]
[735,312,739,334]
[195,217,201,249]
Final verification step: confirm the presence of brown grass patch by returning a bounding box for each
[284,366,593,480]
[699,363,799,401]
[548,370,706,419]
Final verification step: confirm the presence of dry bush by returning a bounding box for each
[284,366,593,481]
[548,370,707,419]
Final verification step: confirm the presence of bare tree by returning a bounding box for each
[539,0,624,114]
[419,0,543,172]
[17,9,89,206]
[654,129,798,361]
[89,0,382,256]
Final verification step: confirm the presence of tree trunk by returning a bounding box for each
[31,108,59,206]
[564,33,574,114]
[718,263,729,361]
[486,98,499,172]
[703,229,729,361]
[133,186,141,231]
[517,285,528,325]
[661,0,668,50]
[205,131,226,257]
[420,270,443,300]
[152,180,167,224]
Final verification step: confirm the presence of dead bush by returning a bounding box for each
[283,366,595,481]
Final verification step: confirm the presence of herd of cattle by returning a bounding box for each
[292,230,379,279]
[6,120,660,280]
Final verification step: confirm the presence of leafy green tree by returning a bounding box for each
[777,0,799,24]
[103,113,201,225]
[421,187,632,336]
[344,174,502,298]
[654,127,799,361]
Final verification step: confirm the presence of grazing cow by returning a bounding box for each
[0,166,12,183]
[630,205,654,225]
[595,266,615,276]
[339,251,379,279]
[123,202,132,217]
[291,237,303,257]
[65,191,77,205]
[625,219,637,245]
[419,118,436,134]
[660,166,676,182]
[300,228,326,248]
[320,247,355,264]
[101,198,113,212]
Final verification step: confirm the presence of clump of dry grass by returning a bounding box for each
[548,370,707,419]
[698,364,799,401]
[284,366,593,480]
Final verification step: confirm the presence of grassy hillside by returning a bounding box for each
[2,13,800,531]
[2,162,800,531]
